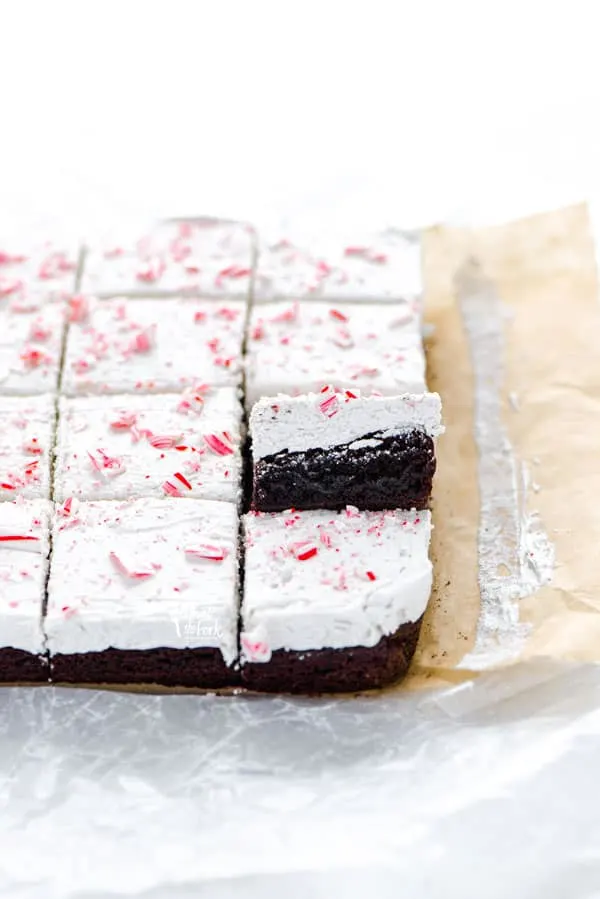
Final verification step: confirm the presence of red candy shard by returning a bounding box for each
[20,347,49,369]
[110,412,138,430]
[67,294,89,323]
[130,326,155,354]
[204,432,235,456]
[109,551,154,581]
[173,471,192,490]
[162,480,181,497]
[136,257,166,283]
[318,390,339,418]
[185,544,228,562]
[329,308,348,322]
[148,434,182,450]
[290,541,318,561]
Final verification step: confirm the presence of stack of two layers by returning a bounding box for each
[239,238,443,692]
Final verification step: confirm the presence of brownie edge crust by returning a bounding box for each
[240,616,424,694]
[0,648,49,684]
[50,647,241,689]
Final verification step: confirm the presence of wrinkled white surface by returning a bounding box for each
[3,662,600,898]
[4,2,600,896]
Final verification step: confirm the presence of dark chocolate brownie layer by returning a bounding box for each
[252,430,435,512]
[241,616,423,694]
[0,648,49,683]
[51,647,241,689]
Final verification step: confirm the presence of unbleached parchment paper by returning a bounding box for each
[410,202,600,687]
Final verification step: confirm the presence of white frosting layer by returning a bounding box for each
[0,499,51,653]
[245,300,425,406]
[46,498,239,663]
[254,230,421,303]
[0,304,65,394]
[241,508,432,659]
[0,395,55,500]
[54,389,243,503]
[0,235,79,303]
[80,220,254,299]
[250,392,443,458]
[62,297,246,395]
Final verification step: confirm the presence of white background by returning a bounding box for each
[3,0,600,234]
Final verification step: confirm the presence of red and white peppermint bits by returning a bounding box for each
[173,471,193,491]
[204,432,235,456]
[20,347,50,369]
[343,246,387,264]
[109,412,138,431]
[176,388,207,416]
[57,497,75,517]
[318,387,339,418]
[109,551,155,581]
[0,277,23,298]
[130,326,156,354]
[271,302,299,324]
[136,257,165,284]
[331,326,354,349]
[329,308,349,322]
[22,437,43,455]
[67,294,89,323]
[290,540,318,561]
[38,251,75,280]
[162,480,181,497]
[88,449,126,478]
[148,434,183,450]
[185,544,228,562]
[0,534,39,544]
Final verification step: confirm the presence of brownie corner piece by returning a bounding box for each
[240,507,432,693]
[241,616,424,694]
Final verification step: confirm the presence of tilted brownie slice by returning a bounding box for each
[0,500,51,683]
[45,498,240,688]
[250,391,442,512]
[241,507,432,693]
[54,388,243,504]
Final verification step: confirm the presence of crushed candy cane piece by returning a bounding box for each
[290,541,318,561]
[110,412,138,430]
[173,471,192,490]
[204,432,235,455]
[109,551,155,581]
[67,294,89,323]
[162,480,181,497]
[185,544,228,562]
[318,390,339,418]
[148,434,182,450]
